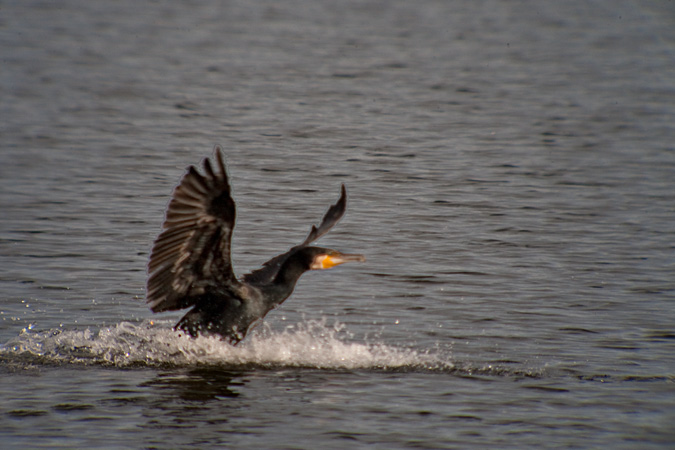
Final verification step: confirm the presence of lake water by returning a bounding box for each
[1,0,674,448]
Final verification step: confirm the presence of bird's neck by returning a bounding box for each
[263,257,309,306]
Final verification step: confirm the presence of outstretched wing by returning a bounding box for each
[299,184,347,246]
[243,184,347,285]
[146,146,240,312]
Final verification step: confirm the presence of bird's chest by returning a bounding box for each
[239,285,268,319]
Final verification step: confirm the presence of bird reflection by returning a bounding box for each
[142,368,244,402]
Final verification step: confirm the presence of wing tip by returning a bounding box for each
[338,183,347,208]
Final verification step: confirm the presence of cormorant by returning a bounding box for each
[146,146,365,344]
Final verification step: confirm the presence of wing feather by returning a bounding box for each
[300,184,346,246]
[146,145,240,313]
[243,184,347,285]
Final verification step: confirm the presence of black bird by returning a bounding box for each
[146,146,365,344]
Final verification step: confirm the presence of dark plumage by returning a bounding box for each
[146,146,365,344]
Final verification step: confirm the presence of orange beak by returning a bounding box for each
[311,252,366,270]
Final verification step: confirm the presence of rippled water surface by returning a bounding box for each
[2,0,674,448]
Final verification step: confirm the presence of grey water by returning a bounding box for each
[1,0,674,448]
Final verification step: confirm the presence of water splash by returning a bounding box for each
[0,319,449,371]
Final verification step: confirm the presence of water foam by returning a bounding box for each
[0,319,449,371]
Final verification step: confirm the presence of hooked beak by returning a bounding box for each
[311,252,366,270]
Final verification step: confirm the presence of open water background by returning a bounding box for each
[1,0,674,448]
